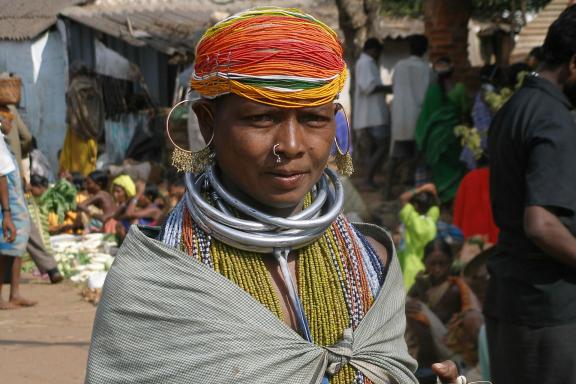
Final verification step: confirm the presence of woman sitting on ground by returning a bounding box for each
[77,170,116,233]
[123,184,165,227]
[102,174,136,241]
[406,238,483,382]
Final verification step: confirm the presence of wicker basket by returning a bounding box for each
[0,77,22,105]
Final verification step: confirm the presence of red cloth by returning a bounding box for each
[453,167,499,243]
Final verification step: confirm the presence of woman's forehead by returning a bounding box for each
[214,94,336,112]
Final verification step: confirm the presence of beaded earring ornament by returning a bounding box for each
[333,104,354,177]
[166,99,214,173]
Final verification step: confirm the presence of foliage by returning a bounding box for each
[454,70,528,161]
[40,179,78,223]
[381,0,552,19]
[381,0,422,18]
[454,125,484,160]
[454,87,513,160]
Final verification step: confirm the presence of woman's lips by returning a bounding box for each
[267,171,307,189]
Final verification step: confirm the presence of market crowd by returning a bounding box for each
[0,4,575,384]
[351,5,576,384]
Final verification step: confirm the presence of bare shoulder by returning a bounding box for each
[365,236,389,266]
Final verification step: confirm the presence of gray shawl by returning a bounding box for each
[85,224,417,384]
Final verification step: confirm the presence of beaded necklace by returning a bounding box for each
[161,196,387,384]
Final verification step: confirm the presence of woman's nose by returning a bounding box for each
[276,115,305,159]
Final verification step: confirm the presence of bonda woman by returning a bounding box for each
[86,8,461,384]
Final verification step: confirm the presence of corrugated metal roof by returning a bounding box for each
[511,0,568,62]
[0,0,86,40]
[62,0,342,55]
[61,0,423,56]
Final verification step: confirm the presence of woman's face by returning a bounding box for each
[197,95,337,210]
[112,185,128,204]
[425,250,452,285]
[30,185,46,198]
[86,177,100,194]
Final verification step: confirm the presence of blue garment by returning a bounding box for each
[0,153,30,257]
[461,93,492,170]
[436,219,464,246]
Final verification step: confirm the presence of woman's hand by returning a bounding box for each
[0,117,13,135]
[2,212,16,242]
[432,361,460,384]
[417,183,437,196]
[405,298,423,316]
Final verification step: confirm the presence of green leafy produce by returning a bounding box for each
[40,179,78,223]
[77,251,91,266]
[455,125,484,160]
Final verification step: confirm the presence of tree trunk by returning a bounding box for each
[334,0,381,64]
[424,0,473,76]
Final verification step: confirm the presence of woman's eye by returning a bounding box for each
[245,114,276,125]
[301,114,331,126]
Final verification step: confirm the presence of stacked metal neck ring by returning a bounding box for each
[184,165,344,254]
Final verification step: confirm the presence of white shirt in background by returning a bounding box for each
[0,133,16,176]
[391,55,431,142]
[353,52,389,130]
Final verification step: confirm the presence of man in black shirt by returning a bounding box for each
[487,5,576,384]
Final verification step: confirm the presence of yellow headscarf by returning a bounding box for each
[112,175,136,198]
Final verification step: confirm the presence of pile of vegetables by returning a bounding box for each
[40,179,77,224]
[50,233,117,284]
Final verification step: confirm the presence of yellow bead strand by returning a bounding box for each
[180,193,372,383]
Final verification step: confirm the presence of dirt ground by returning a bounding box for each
[0,279,96,384]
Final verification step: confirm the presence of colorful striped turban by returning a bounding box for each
[190,8,347,108]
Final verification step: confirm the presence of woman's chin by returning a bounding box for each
[256,191,307,211]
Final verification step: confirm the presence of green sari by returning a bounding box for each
[415,83,468,202]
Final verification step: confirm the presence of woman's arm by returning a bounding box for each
[126,205,162,221]
[78,195,100,212]
[0,175,15,242]
[103,203,127,223]
[399,183,437,207]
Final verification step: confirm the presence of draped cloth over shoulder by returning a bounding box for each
[85,225,417,384]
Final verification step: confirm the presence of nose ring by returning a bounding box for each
[272,144,281,163]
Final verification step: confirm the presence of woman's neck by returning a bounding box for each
[218,172,304,218]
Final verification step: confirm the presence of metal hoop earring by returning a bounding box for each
[272,143,281,163]
[166,99,214,173]
[333,103,354,176]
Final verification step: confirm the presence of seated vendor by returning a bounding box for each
[124,184,165,227]
[77,170,116,233]
[104,174,136,241]
[406,238,483,382]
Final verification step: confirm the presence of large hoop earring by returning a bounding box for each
[166,99,214,173]
[333,103,354,176]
